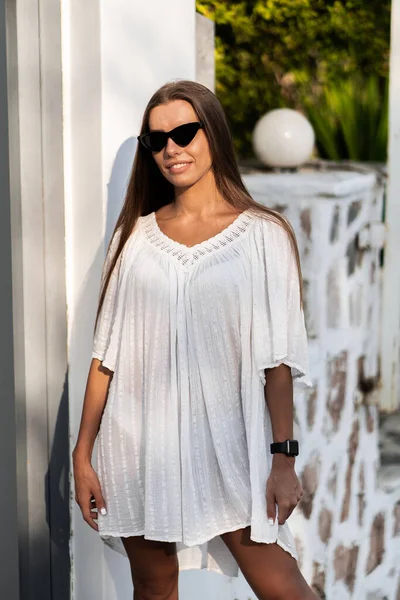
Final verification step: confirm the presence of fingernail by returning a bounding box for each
[100,507,107,516]
[268,518,274,526]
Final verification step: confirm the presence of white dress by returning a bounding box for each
[92,208,311,577]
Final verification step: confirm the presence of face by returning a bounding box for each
[147,100,212,189]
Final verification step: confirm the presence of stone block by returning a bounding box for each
[347,235,363,276]
[341,461,354,522]
[300,451,321,519]
[358,463,366,527]
[366,513,385,574]
[393,501,400,537]
[306,386,318,429]
[327,462,338,498]
[312,562,326,598]
[272,203,288,214]
[347,199,362,225]
[326,351,348,432]
[349,418,360,463]
[333,544,359,593]
[300,207,312,239]
[318,507,333,543]
[330,205,340,243]
[300,208,312,259]
[341,420,359,521]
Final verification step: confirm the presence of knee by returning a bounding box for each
[134,571,178,600]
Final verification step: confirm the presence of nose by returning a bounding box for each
[164,136,181,156]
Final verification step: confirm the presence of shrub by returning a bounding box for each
[197,0,391,159]
[304,75,388,162]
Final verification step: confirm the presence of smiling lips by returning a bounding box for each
[167,162,192,173]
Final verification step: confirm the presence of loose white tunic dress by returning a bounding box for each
[92,208,311,577]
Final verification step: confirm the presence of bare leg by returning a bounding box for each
[220,526,318,600]
[121,536,179,600]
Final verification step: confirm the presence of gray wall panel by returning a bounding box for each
[0,0,21,597]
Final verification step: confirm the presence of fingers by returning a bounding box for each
[277,486,304,525]
[75,482,107,532]
[266,486,276,525]
[93,485,107,518]
[277,500,292,525]
[90,496,98,520]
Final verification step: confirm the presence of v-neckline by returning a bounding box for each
[151,209,253,250]
[143,209,256,268]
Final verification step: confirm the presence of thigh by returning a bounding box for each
[121,536,179,598]
[220,526,317,600]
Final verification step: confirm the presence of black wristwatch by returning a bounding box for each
[270,439,299,457]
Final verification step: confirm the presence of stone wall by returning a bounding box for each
[243,166,400,600]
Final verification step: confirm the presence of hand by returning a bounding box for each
[73,452,107,532]
[266,455,303,526]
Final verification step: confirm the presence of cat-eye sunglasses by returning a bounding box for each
[138,121,204,152]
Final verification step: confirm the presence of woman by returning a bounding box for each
[73,80,317,600]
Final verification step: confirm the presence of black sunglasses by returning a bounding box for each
[137,121,204,152]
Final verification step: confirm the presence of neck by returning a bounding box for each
[173,168,226,217]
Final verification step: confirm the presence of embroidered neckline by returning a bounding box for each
[142,209,256,268]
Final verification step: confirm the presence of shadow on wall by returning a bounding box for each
[106,137,137,245]
[44,375,70,600]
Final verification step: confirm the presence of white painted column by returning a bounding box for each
[63,1,197,598]
[380,0,400,411]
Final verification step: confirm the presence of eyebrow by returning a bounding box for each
[148,122,195,133]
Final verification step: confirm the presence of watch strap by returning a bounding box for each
[270,439,299,457]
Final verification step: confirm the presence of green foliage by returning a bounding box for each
[197,0,391,159]
[304,75,388,161]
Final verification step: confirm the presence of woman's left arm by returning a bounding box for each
[264,363,303,526]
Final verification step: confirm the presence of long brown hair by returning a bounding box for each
[95,80,303,331]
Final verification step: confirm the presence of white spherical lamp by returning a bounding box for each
[252,108,315,169]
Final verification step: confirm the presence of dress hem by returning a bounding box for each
[99,519,253,548]
[99,520,298,561]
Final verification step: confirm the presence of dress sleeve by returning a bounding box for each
[253,218,311,390]
[92,227,123,370]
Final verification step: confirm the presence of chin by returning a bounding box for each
[167,175,198,188]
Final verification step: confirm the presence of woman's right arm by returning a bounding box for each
[72,358,112,531]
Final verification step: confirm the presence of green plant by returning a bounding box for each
[304,75,388,162]
[196,1,391,159]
